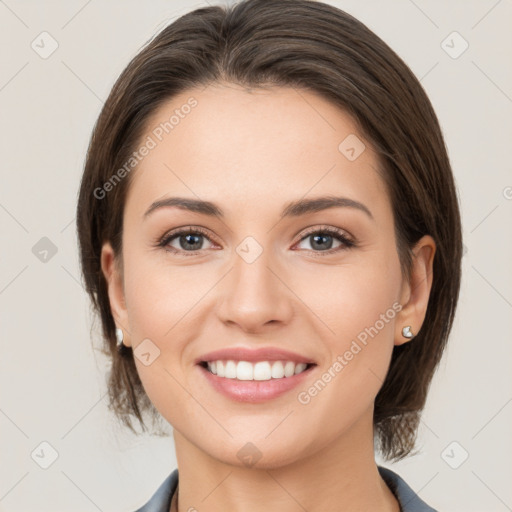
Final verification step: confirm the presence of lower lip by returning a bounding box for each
[197,364,316,403]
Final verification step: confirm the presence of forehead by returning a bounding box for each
[125,83,389,222]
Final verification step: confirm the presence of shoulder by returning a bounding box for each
[378,465,439,512]
[132,468,178,512]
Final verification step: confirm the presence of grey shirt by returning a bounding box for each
[133,465,438,512]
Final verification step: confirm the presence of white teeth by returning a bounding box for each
[225,360,237,379]
[284,361,295,377]
[294,363,307,374]
[271,361,285,379]
[253,361,271,380]
[205,360,310,380]
[237,361,254,380]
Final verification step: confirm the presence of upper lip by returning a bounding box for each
[195,347,316,365]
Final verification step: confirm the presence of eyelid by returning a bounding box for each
[157,224,356,255]
[292,225,355,254]
[294,224,353,244]
[156,225,219,254]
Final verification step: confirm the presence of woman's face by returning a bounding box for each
[102,83,432,468]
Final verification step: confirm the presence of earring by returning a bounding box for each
[402,326,414,339]
[116,327,124,348]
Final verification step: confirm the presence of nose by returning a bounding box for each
[216,244,294,334]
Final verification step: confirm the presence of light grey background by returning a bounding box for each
[0,1,511,511]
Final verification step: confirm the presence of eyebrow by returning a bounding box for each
[143,195,374,221]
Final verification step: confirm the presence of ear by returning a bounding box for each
[395,235,436,346]
[100,242,132,347]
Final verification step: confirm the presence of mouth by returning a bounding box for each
[198,360,316,381]
[194,346,318,402]
[196,359,317,403]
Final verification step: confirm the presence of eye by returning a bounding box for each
[158,226,217,256]
[156,224,356,257]
[294,226,355,255]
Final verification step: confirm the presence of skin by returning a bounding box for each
[101,82,435,512]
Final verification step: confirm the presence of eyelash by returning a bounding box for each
[156,225,356,257]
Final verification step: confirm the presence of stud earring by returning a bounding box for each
[116,327,124,348]
[402,326,414,339]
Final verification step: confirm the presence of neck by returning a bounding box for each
[171,410,399,512]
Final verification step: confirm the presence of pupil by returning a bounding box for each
[311,234,332,250]
[181,233,202,250]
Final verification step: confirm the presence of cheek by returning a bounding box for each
[121,252,214,414]
[295,261,400,437]
[291,251,401,345]
[291,250,401,412]
[122,255,196,418]
[123,250,213,339]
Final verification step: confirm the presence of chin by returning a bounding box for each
[202,436,313,471]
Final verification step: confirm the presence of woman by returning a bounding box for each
[76,0,462,510]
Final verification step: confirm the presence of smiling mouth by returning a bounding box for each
[198,360,316,381]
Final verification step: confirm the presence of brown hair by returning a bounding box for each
[76,0,463,461]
